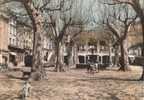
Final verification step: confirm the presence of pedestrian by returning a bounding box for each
[87,58,94,73]
[24,52,32,67]
[23,52,32,78]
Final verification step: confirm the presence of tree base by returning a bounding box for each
[54,67,65,72]
[139,67,144,81]
[30,71,43,81]
[54,64,66,72]
[118,66,131,71]
[139,76,144,81]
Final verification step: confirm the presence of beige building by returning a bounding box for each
[0,13,33,65]
[16,23,33,50]
[0,12,54,65]
[128,23,143,47]
[15,23,33,63]
[128,22,143,56]
[8,19,33,64]
[0,13,9,64]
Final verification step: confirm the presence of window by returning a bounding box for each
[13,39,15,45]
[48,43,51,49]
[9,24,16,35]
[48,42,53,49]
[26,41,28,47]
[14,28,16,35]
[9,18,16,35]
[9,38,12,44]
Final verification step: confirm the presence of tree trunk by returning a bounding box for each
[66,43,74,69]
[140,17,144,80]
[108,43,113,67]
[113,46,119,67]
[55,42,64,72]
[31,31,44,80]
[22,1,45,80]
[141,18,144,56]
[30,10,44,80]
[74,45,79,65]
[141,67,144,80]
[119,39,130,71]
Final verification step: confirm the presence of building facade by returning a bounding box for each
[9,19,34,64]
[0,13,33,65]
[128,22,143,56]
[0,13,9,65]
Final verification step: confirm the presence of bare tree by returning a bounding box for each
[110,0,144,54]
[97,2,137,71]
[0,0,67,80]
[43,0,87,72]
[65,25,83,68]
[49,15,72,72]
[103,0,144,81]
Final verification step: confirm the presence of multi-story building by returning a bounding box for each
[71,31,117,67]
[0,12,55,66]
[0,13,9,65]
[8,17,20,64]
[62,31,112,66]
[128,22,143,56]
[42,36,54,62]
[0,13,33,65]
[16,24,33,50]
[8,17,17,46]
[15,22,33,63]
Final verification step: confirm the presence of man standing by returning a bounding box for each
[23,52,32,78]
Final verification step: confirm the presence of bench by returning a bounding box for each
[22,67,31,78]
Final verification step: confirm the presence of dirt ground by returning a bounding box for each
[0,66,143,100]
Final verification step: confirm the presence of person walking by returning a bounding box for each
[23,52,32,78]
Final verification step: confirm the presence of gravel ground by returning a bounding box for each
[0,66,143,100]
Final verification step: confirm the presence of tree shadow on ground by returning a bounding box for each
[78,77,139,82]
[108,93,120,100]
[72,67,120,72]
[0,94,20,100]
[6,74,28,80]
[0,94,11,100]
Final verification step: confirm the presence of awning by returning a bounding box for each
[9,52,17,56]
